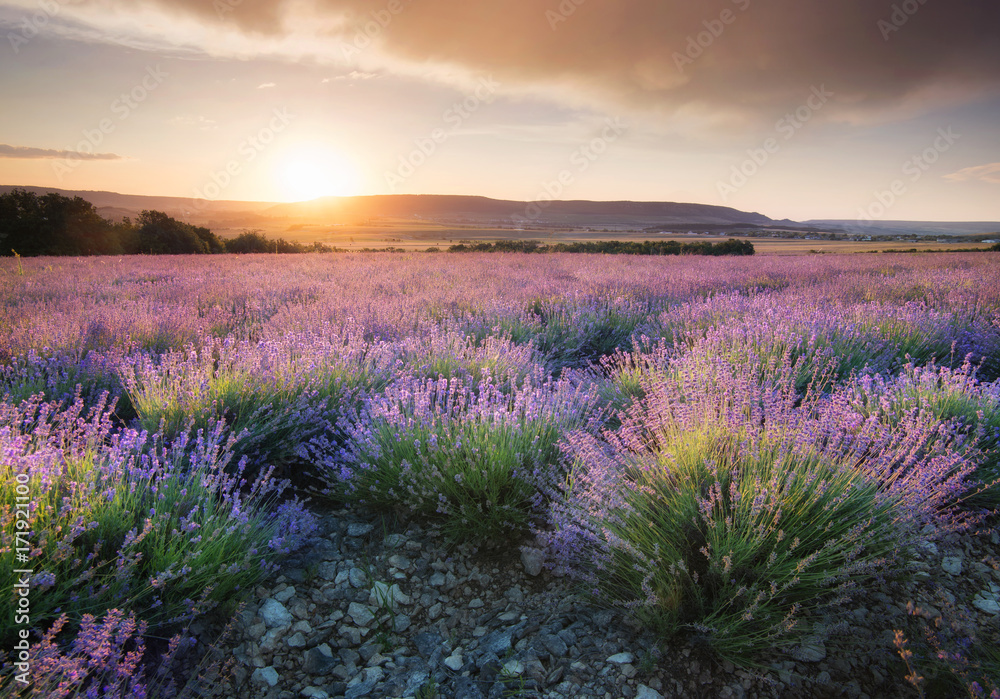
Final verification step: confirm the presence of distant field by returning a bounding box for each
[212,218,996,254]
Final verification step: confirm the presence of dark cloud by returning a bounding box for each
[133,0,1000,118]
[0,144,124,160]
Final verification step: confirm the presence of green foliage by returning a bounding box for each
[135,210,222,255]
[0,189,131,256]
[224,230,335,254]
[448,238,756,256]
[581,429,908,663]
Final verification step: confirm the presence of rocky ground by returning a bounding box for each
[175,504,1000,699]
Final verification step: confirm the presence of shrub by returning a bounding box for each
[328,371,601,542]
[543,358,976,663]
[839,360,1000,507]
[0,394,315,650]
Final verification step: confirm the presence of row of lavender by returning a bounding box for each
[2,253,999,696]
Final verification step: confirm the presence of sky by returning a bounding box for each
[1,0,999,222]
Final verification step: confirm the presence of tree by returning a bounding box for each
[135,210,221,255]
[0,189,119,256]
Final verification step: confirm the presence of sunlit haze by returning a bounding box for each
[1,0,998,220]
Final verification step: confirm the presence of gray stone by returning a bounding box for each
[480,630,513,656]
[540,634,568,657]
[469,598,484,609]
[414,632,446,659]
[347,523,374,537]
[348,602,375,628]
[348,567,368,588]
[454,675,485,699]
[300,688,330,699]
[316,562,338,581]
[973,597,1000,615]
[607,652,635,664]
[251,666,280,687]
[521,547,545,576]
[287,632,307,648]
[501,659,525,677]
[942,556,963,576]
[388,554,412,570]
[259,599,293,629]
[393,614,412,633]
[370,581,410,609]
[636,686,664,699]
[273,586,296,603]
[444,654,464,671]
[303,645,337,675]
[792,638,827,663]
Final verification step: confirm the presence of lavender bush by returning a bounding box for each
[328,370,602,542]
[542,356,977,662]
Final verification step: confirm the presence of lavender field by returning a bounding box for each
[2,252,1000,698]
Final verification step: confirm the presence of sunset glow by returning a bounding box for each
[0,0,998,219]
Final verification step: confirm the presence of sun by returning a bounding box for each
[275,145,359,201]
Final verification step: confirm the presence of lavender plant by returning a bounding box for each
[542,357,976,662]
[329,370,602,542]
[0,394,316,651]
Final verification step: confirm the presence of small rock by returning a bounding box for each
[444,654,464,671]
[973,597,1000,615]
[348,602,375,628]
[815,670,832,685]
[303,645,337,675]
[348,568,368,588]
[347,523,374,537]
[468,598,484,609]
[942,557,963,576]
[287,632,307,648]
[521,547,545,576]
[501,659,525,677]
[480,630,513,656]
[388,554,411,570]
[607,652,635,664]
[259,599,293,629]
[316,562,338,581]
[300,688,330,699]
[370,582,410,609]
[393,614,412,633]
[636,685,664,699]
[251,666,280,687]
[273,586,296,603]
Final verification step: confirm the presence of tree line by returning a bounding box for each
[0,190,334,256]
[446,238,757,256]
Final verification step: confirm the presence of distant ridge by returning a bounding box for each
[264,194,779,227]
[0,186,779,228]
